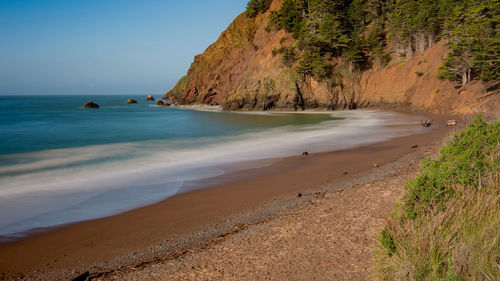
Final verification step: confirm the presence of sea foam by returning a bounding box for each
[0,110,426,239]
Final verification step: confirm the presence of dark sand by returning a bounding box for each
[0,112,462,280]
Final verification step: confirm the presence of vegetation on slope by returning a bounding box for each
[375,116,500,280]
[249,0,499,86]
[163,75,188,101]
[246,0,273,18]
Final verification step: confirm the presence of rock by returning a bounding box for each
[145,94,155,101]
[72,271,90,281]
[421,120,432,127]
[302,151,309,156]
[343,171,348,175]
[373,163,380,168]
[411,144,419,148]
[297,192,303,198]
[156,100,171,107]
[315,191,326,198]
[83,101,99,108]
[446,120,457,126]
[126,99,138,104]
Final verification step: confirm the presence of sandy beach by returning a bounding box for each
[0,111,462,281]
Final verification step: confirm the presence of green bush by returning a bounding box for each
[272,46,297,67]
[403,115,500,220]
[380,227,396,257]
[375,115,500,281]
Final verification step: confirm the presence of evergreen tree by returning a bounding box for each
[440,0,499,85]
[267,0,499,84]
[246,0,273,18]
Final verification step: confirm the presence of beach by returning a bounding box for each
[1,0,498,279]
[0,111,461,280]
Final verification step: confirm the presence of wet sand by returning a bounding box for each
[0,112,462,280]
[109,148,426,281]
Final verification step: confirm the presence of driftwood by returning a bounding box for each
[446,120,457,126]
[421,120,432,127]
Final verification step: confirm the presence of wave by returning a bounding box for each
[0,110,427,238]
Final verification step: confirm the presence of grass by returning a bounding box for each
[374,115,500,281]
[163,75,189,100]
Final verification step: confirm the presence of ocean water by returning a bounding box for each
[0,95,427,239]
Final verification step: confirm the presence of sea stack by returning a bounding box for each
[145,94,155,101]
[126,98,138,104]
[83,101,99,108]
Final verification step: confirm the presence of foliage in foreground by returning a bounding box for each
[374,116,499,281]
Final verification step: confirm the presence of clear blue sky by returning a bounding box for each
[0,0,248,95]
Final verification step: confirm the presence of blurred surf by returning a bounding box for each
[0,95,427,239]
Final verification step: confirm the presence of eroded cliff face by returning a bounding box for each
[358,40,499,114]
[165,0,498,114]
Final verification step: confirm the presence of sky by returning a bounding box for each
[0,0,249,95]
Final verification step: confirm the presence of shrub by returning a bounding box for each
[403,115,499,219]
[281,46,297,67]
[374,115,500,280]
[380,227,396,257]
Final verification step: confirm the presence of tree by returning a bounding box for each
[440,0,499,85]
[279,0,304,36]
[246,0,273,18]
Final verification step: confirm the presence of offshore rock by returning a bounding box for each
[83,101,99,109]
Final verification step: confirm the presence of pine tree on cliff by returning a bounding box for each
[252,0,499,86]
[439,0,499,85]
[246,0,273,17]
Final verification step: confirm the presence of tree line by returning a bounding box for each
[246,0,499,86]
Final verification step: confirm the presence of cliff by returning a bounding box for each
[165,0,499,115]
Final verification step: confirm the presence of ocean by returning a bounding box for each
[0,95,427,239]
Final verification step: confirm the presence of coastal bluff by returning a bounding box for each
[164,0,498,115]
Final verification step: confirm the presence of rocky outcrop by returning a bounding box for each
[83,101,99,109]
[156,100,170,106]
[126,99,138,104]
[165,0,498,114]
[145,94,155,101]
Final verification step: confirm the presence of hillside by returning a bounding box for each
[165,0,499,114]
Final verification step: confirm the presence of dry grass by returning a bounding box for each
[374,116,500,281]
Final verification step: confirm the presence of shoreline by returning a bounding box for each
[0,111,462,280]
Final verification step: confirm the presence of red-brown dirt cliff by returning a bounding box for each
[165,0,499,115]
